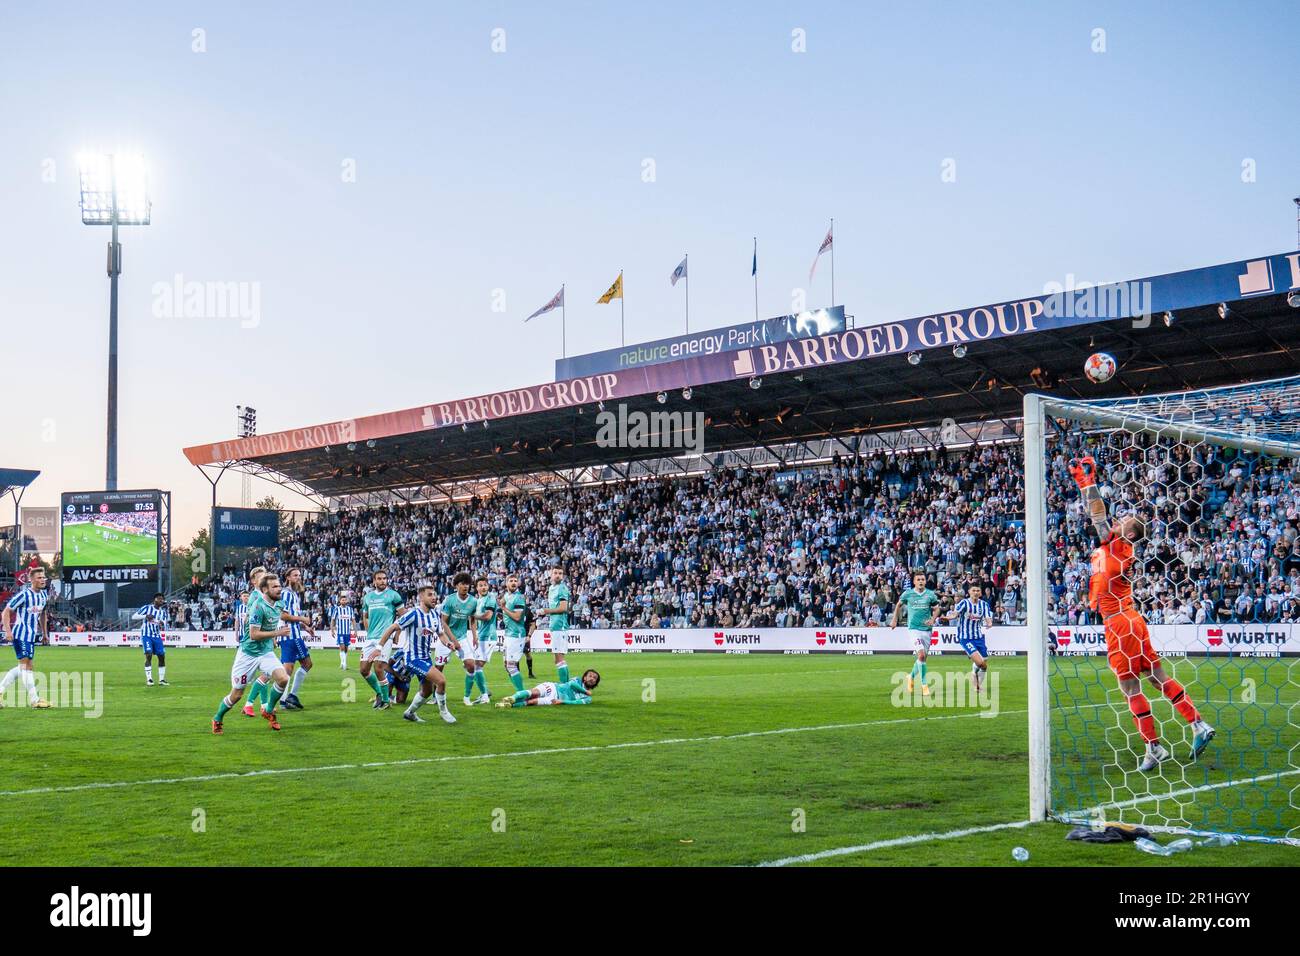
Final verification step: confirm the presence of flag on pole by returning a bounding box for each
[525,286,564,322]
[670,257,688,286]
[597,272,624,304]
[751,238,757,277]
[809,223,833,280]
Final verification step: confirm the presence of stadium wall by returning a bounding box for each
[41,624,1299,655]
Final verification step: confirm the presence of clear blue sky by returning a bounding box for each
[2,0,1296,545]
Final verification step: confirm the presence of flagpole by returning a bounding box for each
[562,283,567,358]
[684,254,689,332]
[829,218,836,306]
[620,270,625,346]
[753,237,758,322]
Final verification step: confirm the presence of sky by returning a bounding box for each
[1,0,1297,547]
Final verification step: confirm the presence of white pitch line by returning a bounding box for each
[755,819,1033,867]
[0,707,1025,799]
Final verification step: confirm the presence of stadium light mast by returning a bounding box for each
[78,152,151,621]
[236,406,257,506]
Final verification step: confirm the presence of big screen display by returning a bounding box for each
[61,489,161,583]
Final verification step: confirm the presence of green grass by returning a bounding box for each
[62,525,157,567]
[0,649,1295,866]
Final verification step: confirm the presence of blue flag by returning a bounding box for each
[751,238,757,277]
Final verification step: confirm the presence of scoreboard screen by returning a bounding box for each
[61,489,161,583]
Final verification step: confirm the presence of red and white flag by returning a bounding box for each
[808,223,833,280]
[525,286,564,322]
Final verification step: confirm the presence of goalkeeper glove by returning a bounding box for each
[1068,456,1097,490]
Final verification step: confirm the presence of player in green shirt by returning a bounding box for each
[497,573,530,692]
[496,669,600,708]
[466,575,497,703]
[534,565,573,684]
[891,570,942,697]
[441,572,483,706]
[213,571,293,733]
[359,570,404,709]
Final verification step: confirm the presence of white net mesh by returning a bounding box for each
[1036,377,1300,844]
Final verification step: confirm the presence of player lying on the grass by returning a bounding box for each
[944,582,993,693]
[213,572,294,733]
[277,567,316,711]
[890,570,940,696]
[496,669,600,708]
[386,650,411,704]
[133,592,170,686]
[1,567,52,709]
[380,583,458,724]
[1070,455,1215,771]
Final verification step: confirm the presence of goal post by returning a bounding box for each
[1025,377,1300,845]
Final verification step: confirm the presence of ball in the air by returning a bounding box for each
[1084,352,1117,383]
[1012,846,1030,862]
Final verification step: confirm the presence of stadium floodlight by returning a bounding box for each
[682,386,693,400]
[748,377,762,390]
[236,405,257,438]
[656,391,667,404]
[1163,311,1176,327]
[346,442,357,451]
[366,439,377,448]
[907,351,921,365]
[952,344,968,358]
[1217,302,1231,319]
[1288,291,1300,309]
[78,151,151,623]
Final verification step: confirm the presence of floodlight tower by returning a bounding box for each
[237,406,257,506]
[78,153,151,620]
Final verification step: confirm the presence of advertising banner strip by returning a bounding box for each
[43,624,1300,654]
[182,252,1300,467]
[554,306,846,380]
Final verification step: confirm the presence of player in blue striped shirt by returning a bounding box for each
[330,593,356,670]
[132,592,170,685]
[1,567,52,708]
[380,584,457,725]
[277,567,316,710]
[234,590,250,638]
[945,582,995,694]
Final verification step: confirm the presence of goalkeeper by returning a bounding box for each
[1070,455,1215,772]
[496,669,600,708]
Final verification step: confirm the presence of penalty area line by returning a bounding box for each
[0,707,1024,799]
[754,819,1032,867]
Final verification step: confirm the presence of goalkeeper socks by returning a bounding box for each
[474,670,488,696]
[291,666,308,696]
[215,695,234,721]
[557,662,570,684]
[1127,693,1158,743]
[1159,678,1200,723]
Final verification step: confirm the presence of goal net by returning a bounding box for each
[1024,376,1300,845]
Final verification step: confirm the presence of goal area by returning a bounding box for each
[1024,376,1300,845]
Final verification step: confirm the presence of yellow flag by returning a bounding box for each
[597,272,623,304]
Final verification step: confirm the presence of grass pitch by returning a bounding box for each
[0,649,1295,866]
[62,524,157,568]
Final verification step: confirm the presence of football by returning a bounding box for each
[1084,352,1117,383]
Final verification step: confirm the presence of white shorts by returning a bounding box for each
[472,633,497,664]
[231,649,281,689]
[910,628,932,652]
[503,635,527,664]
[539,630,569,654]
[534,682,558,706]
[361,639,391,664]
[434,639,454,668]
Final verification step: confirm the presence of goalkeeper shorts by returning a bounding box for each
[1105,610,1159,680]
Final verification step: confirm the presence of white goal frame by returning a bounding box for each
[1024,389,1300,826]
